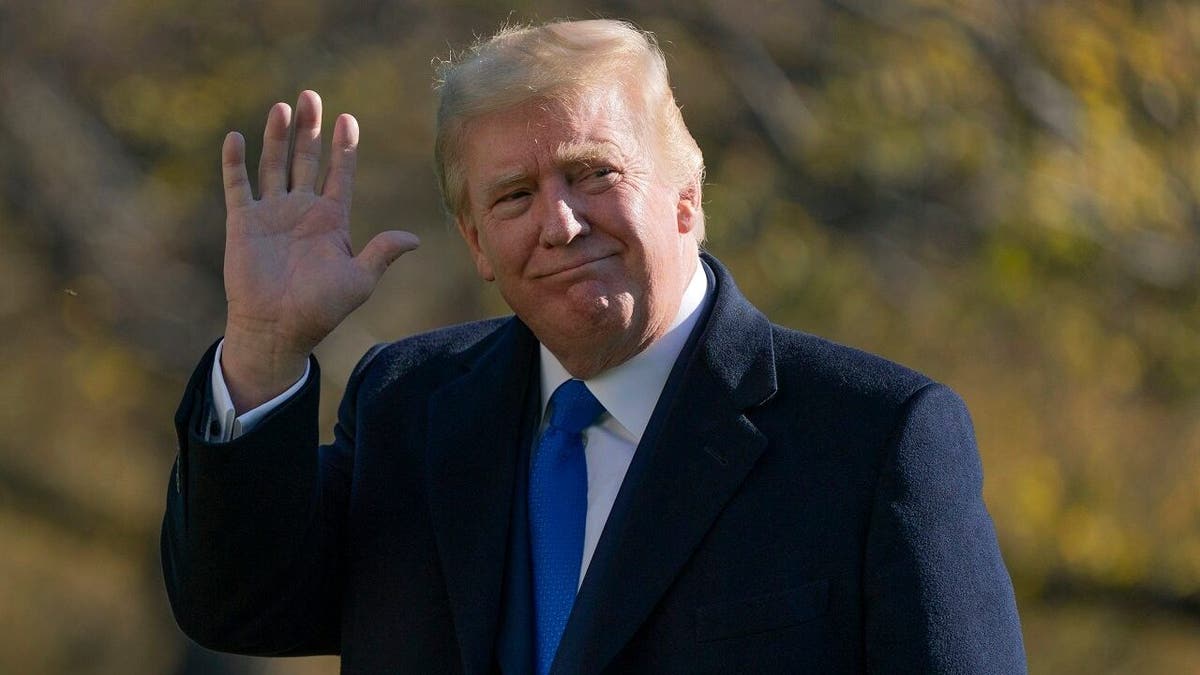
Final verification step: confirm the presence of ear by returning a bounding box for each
[675,178,701,235]
[456,214,496,282]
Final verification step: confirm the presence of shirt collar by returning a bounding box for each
[539,259,711,441]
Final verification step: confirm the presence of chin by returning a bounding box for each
[526,292,634,346]
[570,284,635,326]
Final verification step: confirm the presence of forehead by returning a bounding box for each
[460,88,646,180]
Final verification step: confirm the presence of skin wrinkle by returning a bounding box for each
[456,85,699,379]
[436,26,702,225]
[480,141,621,209]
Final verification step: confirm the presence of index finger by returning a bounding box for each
[222,131,253,210]
[321,113,358,206]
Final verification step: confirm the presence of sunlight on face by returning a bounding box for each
[455,86,700,377]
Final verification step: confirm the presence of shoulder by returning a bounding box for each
[763,323,960,445]
[769,324,935,404]
[701,252,952,431]
[750,324,981,507]
[347,316,515,398]
[370,316,513,368]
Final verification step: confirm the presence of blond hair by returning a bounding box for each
[433,19,704,235]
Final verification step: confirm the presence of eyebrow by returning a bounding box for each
[553,140,617,167]
[481,171,532,201]
[478,141,621,202]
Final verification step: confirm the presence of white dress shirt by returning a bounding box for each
[537,262,709,583]
[208,260,711,583]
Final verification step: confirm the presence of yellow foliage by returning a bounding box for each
[4,0,1200,671]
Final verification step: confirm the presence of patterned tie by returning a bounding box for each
[529,379,605,675]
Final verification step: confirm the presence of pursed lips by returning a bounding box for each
[532,253,618,279]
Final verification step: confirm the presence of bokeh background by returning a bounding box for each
[2,0,1198,673]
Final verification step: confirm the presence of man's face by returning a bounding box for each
[456,85,700,378]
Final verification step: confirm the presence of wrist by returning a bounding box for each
[220,327,310,413]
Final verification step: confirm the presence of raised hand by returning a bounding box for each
[219,90,419,411]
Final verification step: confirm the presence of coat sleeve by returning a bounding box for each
[863,382,1027,674]
[160,341,382,656]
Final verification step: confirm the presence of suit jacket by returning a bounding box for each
[162,254,1026,674]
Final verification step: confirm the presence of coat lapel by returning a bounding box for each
[426,319,539,675]
[553,256,779,674]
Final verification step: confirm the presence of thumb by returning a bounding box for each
[356,230,421,280]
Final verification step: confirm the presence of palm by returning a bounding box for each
[226,190,372,352]
[219,91,418,407]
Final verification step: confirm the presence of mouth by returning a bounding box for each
[534,253,617,279]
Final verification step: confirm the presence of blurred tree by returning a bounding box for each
[0,1,1197,672]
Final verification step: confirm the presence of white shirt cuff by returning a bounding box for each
[207,339,311,442]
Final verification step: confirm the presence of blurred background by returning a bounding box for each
[1,0,1197,672]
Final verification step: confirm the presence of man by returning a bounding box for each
[162,19,1026,674]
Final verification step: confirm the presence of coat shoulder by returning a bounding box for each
[350,316,515,396]
[768,323,941,412]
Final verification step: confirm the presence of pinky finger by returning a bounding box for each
[222,131,253,210]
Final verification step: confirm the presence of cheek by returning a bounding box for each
[479,225,532,274]
[601,195,653,241]
[624,197,677,250]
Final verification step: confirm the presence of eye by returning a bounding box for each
[494,189,531,206]
[580,166,620,190]
[490,188,533,218]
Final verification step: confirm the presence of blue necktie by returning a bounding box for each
[529,379,604,675]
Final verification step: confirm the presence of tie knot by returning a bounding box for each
[547,379,604,435]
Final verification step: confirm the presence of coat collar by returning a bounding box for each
[553,253,778,674]
[425,253,778,675]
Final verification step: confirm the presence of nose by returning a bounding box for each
[539,191,589,248]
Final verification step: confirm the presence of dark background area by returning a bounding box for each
[1,1,1198,672]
